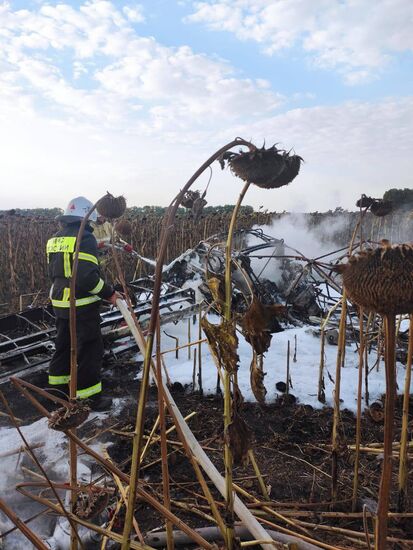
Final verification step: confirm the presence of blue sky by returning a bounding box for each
[1,0,413,211]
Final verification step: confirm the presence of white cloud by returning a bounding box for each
[216,97,413,211]
[2,93,412,213]
[187,0,413,83]
[0,0,282,135]
[73,60,88,79]
[122,5,145,23]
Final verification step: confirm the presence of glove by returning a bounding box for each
[107,291,123,305]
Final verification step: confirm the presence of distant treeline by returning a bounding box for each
[2,186,412,219]
[0,204,256,219]
[383,188,413,209]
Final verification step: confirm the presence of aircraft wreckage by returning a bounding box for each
[2,228,406,385]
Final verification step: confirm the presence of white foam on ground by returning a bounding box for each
[0,410,112,548]
[146,315,406,413]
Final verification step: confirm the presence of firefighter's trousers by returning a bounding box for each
[48,309,103,399]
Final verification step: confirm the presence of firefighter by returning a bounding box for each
[46,196,120,411]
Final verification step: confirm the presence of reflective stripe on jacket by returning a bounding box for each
[47,222,113,317]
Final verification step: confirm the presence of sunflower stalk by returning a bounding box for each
[364,313,374,407]
[198,303,203,395]
[187,317,191,360]
[156,317,174,550]
[248,449,270,501]
[375,314,397,549]
[16,487,153,550]
[110,225,154,550]
[286,340,291,396]
[331,295,347,502]
[318,329,326,403]
[398,315,413,511]
[352,307,365,511]
[224,180,251,549]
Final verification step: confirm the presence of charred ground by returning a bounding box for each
[3,357,412,548]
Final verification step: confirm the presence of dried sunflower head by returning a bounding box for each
[369,402,385,423]
[370,200,393,217]
[96,192,126,219]
[114,218,132,237]
[191,196,207,222]
[181,190,208,221]
[74,487,110,519]
[181,190,200,209]
[221,145,303,189]
[356,195,375,208]
[48,402,90,431]
[336,243,413,314]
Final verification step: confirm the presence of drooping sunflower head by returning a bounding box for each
[114,218,132,237]
[336,242,413,314]
[96,192,127,220]
[221,145,303,189]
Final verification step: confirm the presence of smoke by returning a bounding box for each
[369,209,413,244]
[247,213,350,284]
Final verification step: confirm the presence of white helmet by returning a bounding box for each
[58,196,97,223]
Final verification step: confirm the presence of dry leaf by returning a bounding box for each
[250,353,267,404]
[207,276,225,307]
[201,317,239,374]
[226,413,251,466]
[240,297,286,354]
[232,382,244,412]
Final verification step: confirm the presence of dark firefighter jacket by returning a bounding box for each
[46,222,113,318]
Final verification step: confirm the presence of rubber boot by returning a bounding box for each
[87,394,113,411]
